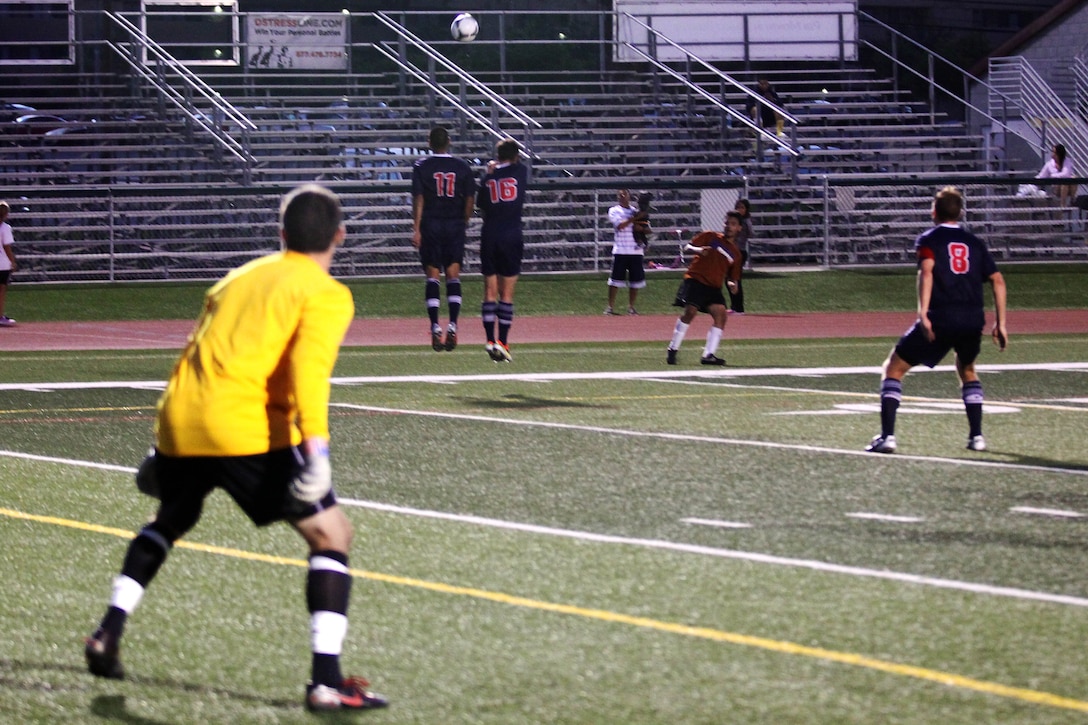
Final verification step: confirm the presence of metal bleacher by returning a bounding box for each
[1,8,1085,282]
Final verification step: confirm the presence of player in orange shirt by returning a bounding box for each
[665,211,744,366]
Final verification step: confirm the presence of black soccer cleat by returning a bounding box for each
[700,353,726,366]
[85,632,124,680]
[666,347,678,365]
[306,676,389,711]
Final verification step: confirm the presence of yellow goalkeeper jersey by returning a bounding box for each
[155,250,354,457]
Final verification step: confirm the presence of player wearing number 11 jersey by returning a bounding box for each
[477,138,527,362]
[866,186,1008,454]
[412,126,476,352]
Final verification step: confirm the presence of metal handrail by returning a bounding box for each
[620,42,798,163]
[1072,49,1088,124]
[372,11,541,131]
[104,10,255,167]
[857,11,1028,156]
[990,55,1088,167]
[620,13,798,123]
[369,43,516,147]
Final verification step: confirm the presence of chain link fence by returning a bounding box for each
[3,177,1084,283]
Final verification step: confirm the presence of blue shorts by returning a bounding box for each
[419,217,466,270]
[894,320,982,369]
[608,254,646,288]
[480,230,523,277]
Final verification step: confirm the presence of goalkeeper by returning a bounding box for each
[84,184,388,712]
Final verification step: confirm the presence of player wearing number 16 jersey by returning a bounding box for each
[412,126,476,352]
[477,138,527,362]
[866,186,1008,455]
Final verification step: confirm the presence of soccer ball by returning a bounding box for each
[450,13,479,42]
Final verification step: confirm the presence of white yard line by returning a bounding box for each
[339,498,1088,609]
[332,402,1088,477]
[2,446,1086,608]
[1011,507,1085,519]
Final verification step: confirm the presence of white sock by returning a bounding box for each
[669,320,690,350]
[109,575,145,614]
[703,326,723,357]
[311,611,348,656]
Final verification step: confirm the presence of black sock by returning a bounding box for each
[99,525,173,640]
[880,378,902,437]
[446,278,462,325]
[497,301,514,345]
[481,300,497,341]
[425,279,440,329]
[962,380,984,437]
[307,550,351,687]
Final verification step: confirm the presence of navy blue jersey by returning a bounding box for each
[477,161,528,239]
[411,154,476,219]
[915,223,998,331]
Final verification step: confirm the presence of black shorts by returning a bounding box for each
[894,320,982,369]
[0,270,10,285]
[607,254,646,288]
[153,447,337,527]
[673,278,726,313]
[419,217,467,270]
[480,231,523,277]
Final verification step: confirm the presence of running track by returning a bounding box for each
[1,310,1084,351]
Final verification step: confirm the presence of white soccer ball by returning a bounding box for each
[450,13,479,42]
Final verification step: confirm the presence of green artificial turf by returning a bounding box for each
[5,262,1087,322]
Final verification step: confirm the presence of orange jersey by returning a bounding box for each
[684,231,742,290]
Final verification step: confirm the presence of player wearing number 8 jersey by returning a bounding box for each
[866,186,1008,454]
[477,138,528,361]
[412,126,476,352]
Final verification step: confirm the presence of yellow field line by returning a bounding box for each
[3,505,1087,714]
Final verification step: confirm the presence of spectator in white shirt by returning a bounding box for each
[1036,143,1076,206]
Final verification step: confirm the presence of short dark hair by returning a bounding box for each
[496,138,519,162]
[725,210,742,227]
[429,126,450,151]
[280,184,343,253]
[933,186,963,223]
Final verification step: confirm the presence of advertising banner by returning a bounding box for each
[246,13,347,70]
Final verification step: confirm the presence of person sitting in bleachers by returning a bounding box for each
[1036,143,1075,207]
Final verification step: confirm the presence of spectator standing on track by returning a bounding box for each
[411,126,476,352]
[478,138,528,363]
[866,186,1008,455]
[728,198,753,314]
[604,189,645,316]
[1036,143,1076,207]
[84,184,388,713]
[665,211,744,366]
[0,201,18,327]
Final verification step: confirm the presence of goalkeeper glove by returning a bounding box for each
[290,438,332,504]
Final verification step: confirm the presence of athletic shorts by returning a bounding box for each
[0,270,10,285]
[608,254,646,288]
[672,278,726,313]
[418,217,467,270]
[480,231,524,278]
[153,447,337,527]
[894,320,982,369]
